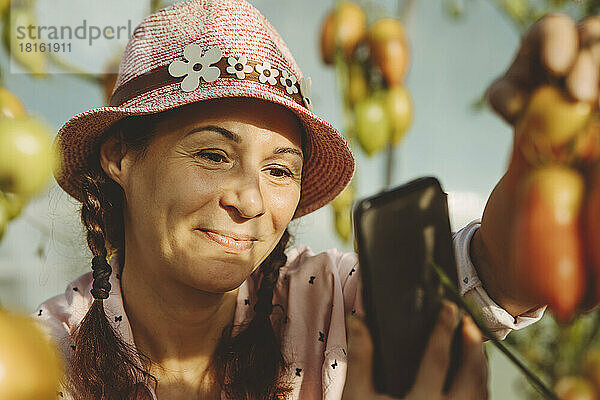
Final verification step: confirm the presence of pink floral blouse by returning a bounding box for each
[33,220,546,399]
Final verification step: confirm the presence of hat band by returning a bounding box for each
[109,57,309,108]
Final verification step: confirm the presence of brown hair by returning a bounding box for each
[67,112,297,399]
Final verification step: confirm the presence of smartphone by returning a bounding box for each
[352,176,463,398]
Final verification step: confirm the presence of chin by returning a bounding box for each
[179,260,254,293]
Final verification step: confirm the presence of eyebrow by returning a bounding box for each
[186,125,303,160]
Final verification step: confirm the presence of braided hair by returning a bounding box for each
[67,113,297,399]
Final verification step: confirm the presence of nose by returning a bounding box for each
[220,171,266,219]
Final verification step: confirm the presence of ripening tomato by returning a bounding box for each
[515,85,592,164]
[511,165,586,321]
[585,163,600,304]
[319,2,366,65]
[367,18,410,86]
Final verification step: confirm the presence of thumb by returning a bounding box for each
[342,313,376,400]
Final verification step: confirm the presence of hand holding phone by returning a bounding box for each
[342,301,488,400]
[352,177,473,397]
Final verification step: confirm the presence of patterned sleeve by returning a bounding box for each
[336,250,364,319]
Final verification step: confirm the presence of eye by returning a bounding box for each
[268,166,293,178]
[196,150,228,163]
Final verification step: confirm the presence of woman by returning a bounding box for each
[34,1,592,399]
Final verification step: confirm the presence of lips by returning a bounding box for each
[196,229,257,252]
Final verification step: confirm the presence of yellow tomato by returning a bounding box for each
[0,88,26,118]
[0,309,63,400]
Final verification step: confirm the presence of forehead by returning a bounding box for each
[154,98,306,150]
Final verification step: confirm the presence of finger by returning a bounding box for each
[539,13,579,76]
[505,13,577,85]
[578,16,600,64]
[407,300,459,400]
[565,49,599,102]
[447,316,489,400]
[342,314,375,400]
[486,77,529,125]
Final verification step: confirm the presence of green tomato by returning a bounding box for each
[331,183,355,211]
[347,63,368,106]
[385,86,413,145]
[0,87,26,119]
[0,116,54,197]
[0,191,25,220]
[0,200,7,240]
[503,0,527,22]
[3,8,47,76]
[354,95,391,156]
[334,207,352,242]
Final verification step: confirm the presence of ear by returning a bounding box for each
[99,133,134,187]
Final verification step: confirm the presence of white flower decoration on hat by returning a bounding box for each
[168,44,223,92]
[226,55,253,79]
[279,70,298,95]
[299,77,312,111]
[255,61,279,85]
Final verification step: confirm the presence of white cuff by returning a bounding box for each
[453,219,547,340]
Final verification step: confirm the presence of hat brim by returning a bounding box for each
[54,78,355,219]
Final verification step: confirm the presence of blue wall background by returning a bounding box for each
[0,0,531,398]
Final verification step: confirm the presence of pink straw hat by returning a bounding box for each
[53,0,355,219]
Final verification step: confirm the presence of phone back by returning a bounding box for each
[353,177,460,398]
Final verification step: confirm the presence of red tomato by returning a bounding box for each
[585,163,600,304]
[511,165,586,321]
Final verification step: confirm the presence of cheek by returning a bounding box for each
[169,168,220,209]
[264,185,301,224]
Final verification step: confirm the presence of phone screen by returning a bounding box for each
[353,177,461,398]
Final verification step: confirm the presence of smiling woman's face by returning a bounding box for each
[102,98,304,293]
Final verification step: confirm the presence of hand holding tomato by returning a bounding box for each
[473,14,600,321]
